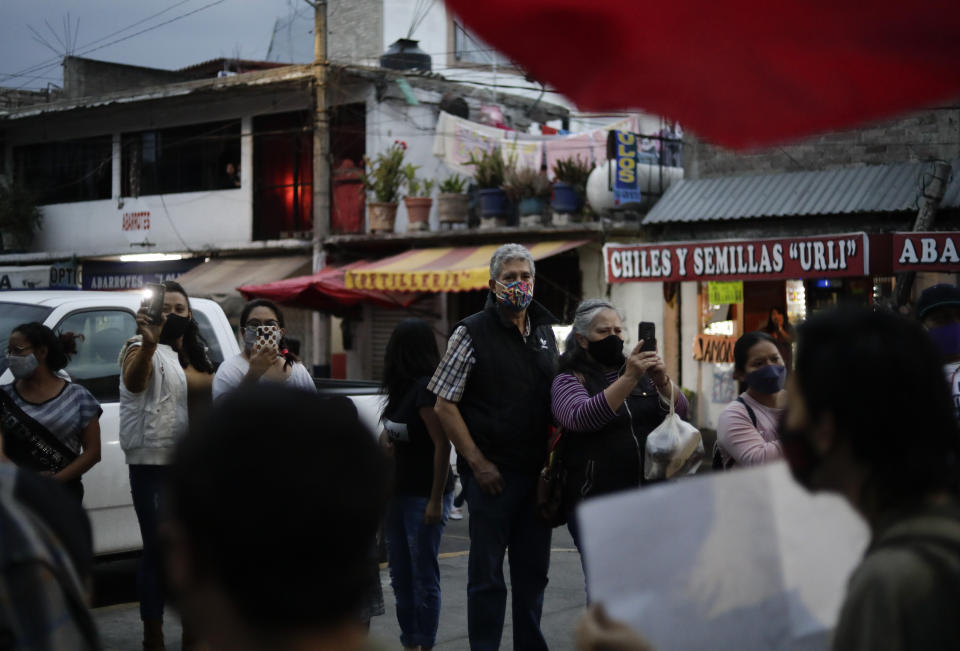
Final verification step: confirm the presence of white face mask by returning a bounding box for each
[7,353,39,379]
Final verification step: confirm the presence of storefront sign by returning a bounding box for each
[892,232,960,271]
[604,233,870,283]
[708,281,743,304]
[612,130,643,206]
[0,263,80,290]
[82,259,201,291]
[120,198,153,245]
[693,334,737,364]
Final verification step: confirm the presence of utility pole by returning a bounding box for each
[893,160,952,311]
[308,0,331,376]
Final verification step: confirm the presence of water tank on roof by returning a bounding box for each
[380,38,432,72]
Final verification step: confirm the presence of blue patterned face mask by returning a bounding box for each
[495,280,534,312]
[243,326,258,351]
[745,364,786,394]
[6,353,39,379]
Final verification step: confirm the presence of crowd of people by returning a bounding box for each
[1,249,959,651]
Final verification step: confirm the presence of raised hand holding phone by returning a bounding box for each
[136,283,166,346]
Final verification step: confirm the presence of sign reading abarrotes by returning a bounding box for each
[893,232,960,271]
[604,233,870,283]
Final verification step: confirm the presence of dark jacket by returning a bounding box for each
[562,368,670,507]
[457,294,558,475]
[833,501,960,650]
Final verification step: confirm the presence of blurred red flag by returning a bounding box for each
[444,0,960,149]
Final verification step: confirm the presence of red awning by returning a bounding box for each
[237,262,425,313]
[444,0,960,149]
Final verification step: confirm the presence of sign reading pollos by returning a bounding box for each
[604,233,870,283]
[612,130,643,206]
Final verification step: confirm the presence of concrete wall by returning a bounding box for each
[62,57,186,100]
[328,0,383,66]
[35,189,252,256]
[687,107,960,179]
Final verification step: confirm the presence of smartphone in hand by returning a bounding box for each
[255,325,281,353]
[638,321,657,352]
[142,283,165,325]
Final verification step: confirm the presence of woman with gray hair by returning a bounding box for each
[551,299,688,553]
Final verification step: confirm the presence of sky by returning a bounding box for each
[1,0,310,91]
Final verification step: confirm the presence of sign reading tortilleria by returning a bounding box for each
[604,233,870,283]
[893,232,960,271]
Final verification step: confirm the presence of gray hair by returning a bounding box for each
[489,243,535,280]
[566,298,623,350]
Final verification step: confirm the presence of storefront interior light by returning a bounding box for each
[119,253,184,263]
[703,320,735,336]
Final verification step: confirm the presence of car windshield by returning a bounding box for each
[0,303,55,375]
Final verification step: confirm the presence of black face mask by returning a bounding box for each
[587,334,625,369]
[160,313,191,344]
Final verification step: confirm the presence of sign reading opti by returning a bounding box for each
[0,264,80,290]
[612,130,643,206]
[893,232,960,271]
[604,233,870,283]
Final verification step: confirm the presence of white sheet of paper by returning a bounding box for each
[577,461,869,651]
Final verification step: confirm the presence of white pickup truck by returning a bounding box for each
[0,291,384,556]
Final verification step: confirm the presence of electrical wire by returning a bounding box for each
[2,0,196,83]
[8,0,228,91]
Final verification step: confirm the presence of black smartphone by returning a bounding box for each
[143,283,165,325]
[638,321,657,352]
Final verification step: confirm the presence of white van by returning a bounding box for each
[0,291,239,556]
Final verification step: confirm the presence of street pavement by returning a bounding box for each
[92,509,587,650]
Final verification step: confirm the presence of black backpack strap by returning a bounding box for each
[736,396,758,428]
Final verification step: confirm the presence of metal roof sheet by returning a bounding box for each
[644,159,960,224]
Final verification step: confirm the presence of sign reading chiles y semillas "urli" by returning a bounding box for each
[603,233,870,283]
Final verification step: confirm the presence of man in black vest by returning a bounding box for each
[430,243,558,651]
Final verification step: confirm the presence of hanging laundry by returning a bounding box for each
[501,136,544,171]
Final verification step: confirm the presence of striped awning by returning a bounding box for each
[344,241,587,292]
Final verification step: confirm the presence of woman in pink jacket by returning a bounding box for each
[715,331,786,468]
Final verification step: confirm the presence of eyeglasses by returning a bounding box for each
[245,319,280,328]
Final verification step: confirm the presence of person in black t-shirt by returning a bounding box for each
[379,318,453,651]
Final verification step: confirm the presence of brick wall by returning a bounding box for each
[687,107,960,179]
[328,0,383,66]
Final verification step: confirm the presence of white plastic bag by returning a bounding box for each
[644,383,704,480]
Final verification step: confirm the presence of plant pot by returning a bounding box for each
[518,197,547,216]
[436,193,469,225]
[368,201,398,233]
[478,188,508,218]
[551,182,582,214]
[517,197,547,227]
[404,197,433,231]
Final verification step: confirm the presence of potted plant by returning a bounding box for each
[402,164,434,231]
[0,182,42,252]
[466,146,509,228]
[361,140,409,233]
[551,155,592,222]
[503,167,552,227]
[436,173,469,226]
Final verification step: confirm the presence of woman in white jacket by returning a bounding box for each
[119,280,213,651]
